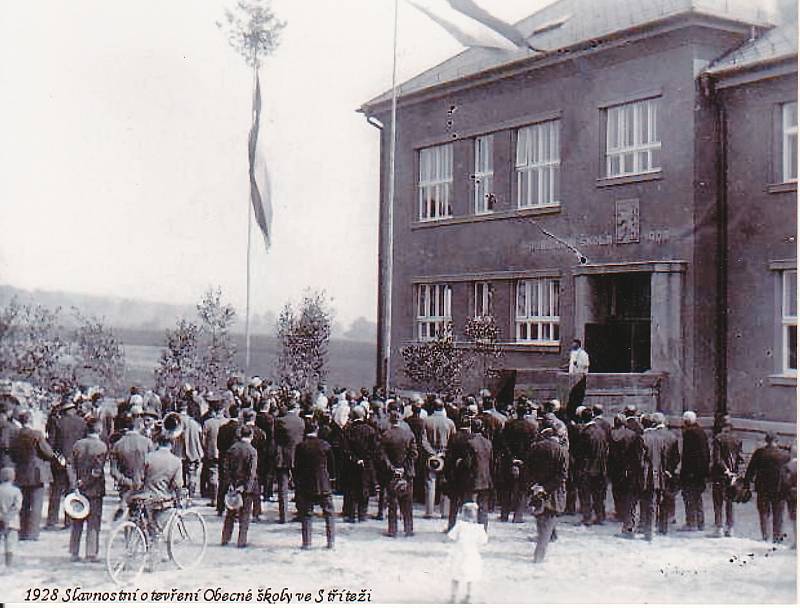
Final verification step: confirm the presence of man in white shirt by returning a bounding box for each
[567,339,590,418]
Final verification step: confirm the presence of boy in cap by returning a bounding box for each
[0,467,22,566]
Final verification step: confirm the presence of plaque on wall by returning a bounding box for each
[615,198,640,244]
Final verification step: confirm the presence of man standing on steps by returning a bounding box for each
[294,418,335,550]
[567,339,590,418]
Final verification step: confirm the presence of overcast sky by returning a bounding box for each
[0,0,549,326]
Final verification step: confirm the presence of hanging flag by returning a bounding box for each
[407,0,538,51]
[248,72,273,252]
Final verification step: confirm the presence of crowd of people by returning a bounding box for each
[0,375,796,579]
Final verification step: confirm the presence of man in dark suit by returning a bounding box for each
[274,404,305,523]
[468,417,493,531]
[655,413,681,534]
[10,410,61,540]
[221,425,259,548]
[500,403,537,523]
[67,418,106,561]
[577,407,609,526]
[254,400,275,502]
[46,400,87,529]
[294,419,335,549]
[0,397,19,468]
[679,411,710,532]
[608,413,638,524]
[242,410,267,521]
[639,413,678,540]
[710,416,743,537]
[380,410,417,537]
[342,405,379,523]
[215,405,241,516]
[444,416,474,533]
[528,426,568,564]
[745,431,791,543]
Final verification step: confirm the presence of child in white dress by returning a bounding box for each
[447,502,488,603]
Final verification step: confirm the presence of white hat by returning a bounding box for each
[64,491,90,520]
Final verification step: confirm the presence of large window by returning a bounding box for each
[515,278,560,344]
[416,283,452,341]
[605,97,661,178]
[516,120,560,208]
[474,135,494,214]
[474,281,493,317]
[782,101,797,182]
[418,143,453,221]
[782,270,797,374]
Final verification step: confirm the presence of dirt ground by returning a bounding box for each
[0,490,795,604]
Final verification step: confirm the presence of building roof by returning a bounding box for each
[361,0,779,111]
[704,18,798,75]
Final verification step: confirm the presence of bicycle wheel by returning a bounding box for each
[167,509,207,569]
[106,521,148,586]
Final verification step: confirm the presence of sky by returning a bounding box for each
[0,0,550,326]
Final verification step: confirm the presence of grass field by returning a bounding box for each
[117,328,377,391]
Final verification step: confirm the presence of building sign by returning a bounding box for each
[524,227,671,254]
[615,199,640,244]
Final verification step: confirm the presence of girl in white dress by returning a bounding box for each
[447,502,488,603]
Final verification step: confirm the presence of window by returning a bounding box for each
[418,144,453,221]
[515,278,560,344]
[474,135,494,214]
[416,283,452,341]
[782,101,797,182]
[605,98,661,177]
[782,270,797,373]
[516,120,560,208]
[474,282,493,317]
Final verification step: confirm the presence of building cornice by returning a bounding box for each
[707,56,798,90]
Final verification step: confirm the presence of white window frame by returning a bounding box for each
[515,278,560,345]
[474,281,493,318]
[516,120,560,208]
[782,101,797,183]
[782,269,797,374]
[416,283,452,341]
[418,144,453,221]
[474,135,494,214]
[605,97,661,178]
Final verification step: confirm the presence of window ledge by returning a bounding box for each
[411,204,561,230]
[767,181,797,194]
[768,374,797,386]
[596,170,663,188]
[498,342,561,353]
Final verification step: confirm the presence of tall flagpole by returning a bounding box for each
[385,0,399,393]
[245,55,258,373]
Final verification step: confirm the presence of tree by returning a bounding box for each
[217,0,286,68]
[463,315,504,388]
[196,288,238,393]
[0,297,66,389]
[69,309,126,392]
[274,290,333,391]
[400,322,468,396]
[154,319,202,399]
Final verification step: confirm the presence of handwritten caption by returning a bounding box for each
[24,586,373,603]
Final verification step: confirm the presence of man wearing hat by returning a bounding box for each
[201,394,225,508]
[242,410,267,521]
[744,431,791,543]
[342,405,379,523]
[709,416,743,537]
[423,399,455,519]
[10,410,61,541]
[274,404,305,524]
[216,404,241,517]
[221,425,259,548]
[527,426,568,563]
[172,402,204,502]
[380,410,418,537]
[67,418,106,562]
[110,413,153,515]
[46,399,87,530]
[294,418,336,549]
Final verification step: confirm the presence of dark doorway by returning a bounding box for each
[584,273,651,373]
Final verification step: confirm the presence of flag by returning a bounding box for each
[248,72,273,252]
[407,0,537,51]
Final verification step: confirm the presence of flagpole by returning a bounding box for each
[385,0,399,394]
[246,55,258,374]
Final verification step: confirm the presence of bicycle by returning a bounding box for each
[105,492,207,586]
